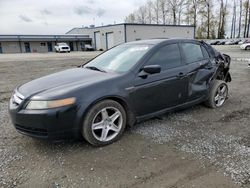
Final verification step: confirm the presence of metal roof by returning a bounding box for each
[0,34,91,42]
[66,23,195,34]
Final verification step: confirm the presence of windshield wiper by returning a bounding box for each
[85,66,106,73]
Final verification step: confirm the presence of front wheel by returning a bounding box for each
[205,80,228,108]
[82,100,126,146]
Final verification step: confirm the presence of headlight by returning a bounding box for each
[25,97,76,110]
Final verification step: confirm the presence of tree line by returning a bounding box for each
[125,0,250,39]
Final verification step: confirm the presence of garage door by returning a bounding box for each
[106,32,114,50]
[94,32,101,50]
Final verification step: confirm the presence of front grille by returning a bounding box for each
[12,91,24,106]
[15,124,48,137]
[62,47,69,49]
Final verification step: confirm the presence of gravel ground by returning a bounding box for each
[0,48,249,188]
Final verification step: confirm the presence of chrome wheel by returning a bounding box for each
[91,107,123,142]
[214,84,228,107]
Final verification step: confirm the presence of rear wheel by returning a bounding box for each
[205,80,228,108]
[245,46,250,50]
[82,100,126,146]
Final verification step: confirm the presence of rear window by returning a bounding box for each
[182,43,204,64]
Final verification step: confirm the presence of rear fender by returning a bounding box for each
[210,53,231,83]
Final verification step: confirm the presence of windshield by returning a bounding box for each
[84,44,152,73]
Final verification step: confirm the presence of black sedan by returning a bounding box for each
[9,39,231,146]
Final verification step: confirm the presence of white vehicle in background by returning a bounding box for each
[240,43,250,50]
[81,44,94,51]
[55,43,70,53]
[239,39,250,45]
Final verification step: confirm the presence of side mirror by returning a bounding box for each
[143,65,161,74]
[139,65,161,78]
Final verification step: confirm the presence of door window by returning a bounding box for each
[146,44,181,70]
[201,46,210,58]
[182,43,204,64]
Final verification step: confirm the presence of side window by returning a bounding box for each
[182,43,204,64]
[146,44,181,70]
[201,46,210,59]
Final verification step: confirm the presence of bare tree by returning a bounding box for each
[167,0,187,25]
[243,0,249,37]
[205,0,212,38]
[177,0,187,24]
[218,0,228,39]
[238,0,243,37]
[125,13,136,23]
[231,0,237,38]
[137,6,147,24]
[199,0,214,39]
[192,0,199,26]
[167,0,178,24]
[247,3,250,37]
[124,0,245,39]
[153,0,160,24]
[159,0,167,24]
[147,1,153,24]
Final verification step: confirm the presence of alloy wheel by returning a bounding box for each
[91,107,123,142]
[214,84,228,107]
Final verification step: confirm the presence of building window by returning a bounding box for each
[40,42,46,46]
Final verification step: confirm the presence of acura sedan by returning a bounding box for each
[9,39,231,146]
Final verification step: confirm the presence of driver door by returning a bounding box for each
[129,43,189,117]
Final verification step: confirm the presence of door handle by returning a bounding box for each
[177,72,186,79]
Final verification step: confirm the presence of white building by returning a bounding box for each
[66,23,195,51]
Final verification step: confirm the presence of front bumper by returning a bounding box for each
[9,100,81,140]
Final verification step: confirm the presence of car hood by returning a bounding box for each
[18,68,117,98]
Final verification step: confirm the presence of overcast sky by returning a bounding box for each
[0,0,145,34]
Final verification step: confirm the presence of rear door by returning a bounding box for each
[180,42,214,101]
[130,43,189,116]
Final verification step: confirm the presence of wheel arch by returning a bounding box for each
[79,95,136,129]
[245,45,250,50]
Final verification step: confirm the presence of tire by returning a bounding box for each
[245,46,250,50]
[205,80,228,108]
[82,100,127,146]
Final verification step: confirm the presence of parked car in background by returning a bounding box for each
[82,44,94,51]
[225,40,235,45]
[239,39,250,45]
[210,40,221,45]
[9,39,231,146]
[55,43,70,53]
[240,42,250,50]
[234,40,242,45]
[218,41,226,45]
